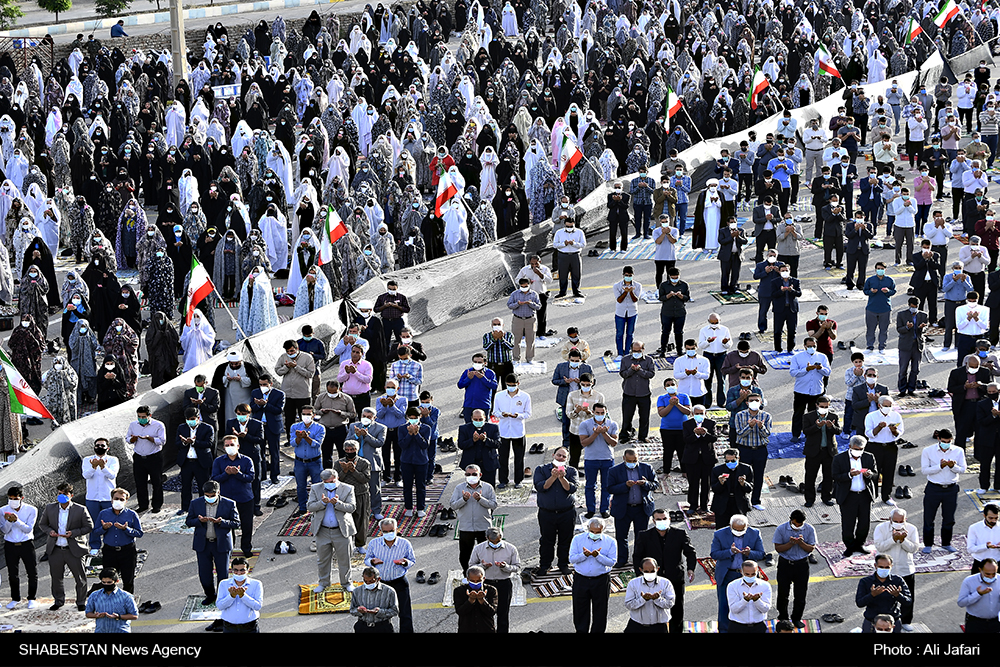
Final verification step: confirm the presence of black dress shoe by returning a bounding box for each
[77,604,87,612]
[254,508,264,517]
[803,501,814,508]
[143,601,161,614]
[894,486,905,500]
[427,571,440,585]
[415,570,426,583]
[49,602,63,611]
[808,554,818,565]
[201,596,216,606]
[823,499,836,506]
[903,486,912,499]
[138,600,152,612]
[905,465,915,477]
[558,566,572,576]
[898,465,907,478]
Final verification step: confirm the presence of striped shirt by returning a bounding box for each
[482,331,515,364]
[624,575,675,626]
[630,176,656,206]
[349,581,399,625]
[364,536,416,581]
[734,410,772,448]
[388,359,424,401]
[85,587,138,633]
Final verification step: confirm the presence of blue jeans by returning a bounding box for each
[737,445,769,505]
[916,204,931,228]
[615,314,637,357]
[584,459,613,513]
[633,204,652,236]
[294,459,323,512]
[843,398,854,434]
[86,499,112,550]
[676,203,689,233]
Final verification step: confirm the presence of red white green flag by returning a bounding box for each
[318,206,347,266]
[905,17,924,45]
[749,68,769,110]
[0,348,52,420]
[934,0,960,28]
[817,45,842,78]
[666,86,682,118]
[559,132,583,183]
[435,168,459,216]
[185,256,215,326]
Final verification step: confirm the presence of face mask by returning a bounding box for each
[587,532,602,541]
[594,413,606,423]
[324,482,337,491]
[382,532,396,542]
[363,581,378,590]
[385,388,397,397]
[880,406,892,415]
[693,414,705,424]
[780,271,790,279]
[105,364,115,370]
[685,349,697,357]
[302,415,314,425]
[407,418,420,426]
[8,499,20,510]
[360,417,373,427]
[20,321,28,328]
[876,269,885,277]
[664,385,677,394]
[984,576,998,584]
[876,567,891,579]
[236,414,249,424]
[939,441,952,450]
[747,401,761,411]
[731,527,746,537]
[466,474,481,485]
[116,326,124,333]
[186,419,199,428]
[553,458,567,468]
[472,363,485,371]
[507,386,518,394]
[670,278,679,284]
[981,351,989,358]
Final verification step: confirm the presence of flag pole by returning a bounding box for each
[211,285,250,340]
[681,105,706,143]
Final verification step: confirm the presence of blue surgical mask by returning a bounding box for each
[419,403,432,410]
[625,461,637,469]
[385,387,397,396]
[364,581,378,590]
[980,351,988,358]
[324,483,337,491]
[726,461,738,470]
[407,418,420,426]
[468,581,483,590]
[205,495,218,504]
[569,361,581,369]
[742,575,757,585]
[740,379,751,387]
[693,414,705,424]
[186,419,198,428]
[237,414,248,423]
[56,494,69,504]
[876,567,891,578]
[685,349,696,357]
[632,352,643,359]
[939,441,952,450]
[984,576,997,584]
[594,413,606,422]
[472,420,485,428]
[876,269,885,276]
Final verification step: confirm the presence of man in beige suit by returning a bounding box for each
[308,469,357,592]
[37,482,94,610]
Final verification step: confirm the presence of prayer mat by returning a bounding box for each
[824,267,847,278]
[765,432,851,460]
[366,503,442,537]
[762,349,797,370]
[849,346,899,366]
[513,360,548,375]
[179,594,221,621]
[297,583,353,614]
[923,326,946,336]
[0,596,96,632]
[966,461,981,476]
[815,534,973,578]
[678,501,715,530]
[85,549,148,579]
[641,289,662,304]
[799,288,820,302]
[675,246,718,261]
[602,356,620,373]
[453,513,507,540]
[964,489,1000,512]
[441,569,529,607]
[598,239,657,261]
[530,566,631,597]
[755,330,774,344]
[381,471,452,505]
[748,495,838,526]
[893,393,951,413]
[764,619,822,633]
[494,483,536,507]
[259,475,295,501]
[821,285,867,301]
[277,511,314,537]
[145,512,195,535]
[138,504,188,533]
[709,289,757,305]
[658,471,689,496]
[652,356,675,370]
[924,346,958,363]
[163,474,199,494]
[552,296,587,306]
[526,336,563,348]
[696,557,769,586]
[683,620,719,633]
[219,548,262,574]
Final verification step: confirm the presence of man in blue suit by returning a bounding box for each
[251,374,285,485]
[709,514,765,632]
[225,403,266,515]
[457,408,501,487]
[175,407,217,514]
[607,448,658,567]
[185,480,240,631]
[551,349,593,452]
[211,434,256,556]
[770,261,801,353]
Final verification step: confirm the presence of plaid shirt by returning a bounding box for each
[375,292,410,320]
[388,359,423,400]
[734,409,772,448]
[482,331,515,364]
[630,176,655,206]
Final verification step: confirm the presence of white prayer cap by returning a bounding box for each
[227,350,242,362]
[358,299,375,310]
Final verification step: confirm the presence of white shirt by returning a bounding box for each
[57,505,69,547]
[0,502,37,542]
[967,520,1000,561]
[81,455,119,501]
[923,221,954,245]
[673,355,711,397]
[215,576,263,624]
[920,443,966,485]
[697,324,733,354]
[959,245,991,273]
[963,170,989,194]
[613,280,643,317]
[803,127,828,151]
[872,520,919,576]
[955,303,990,336]
[823,147,845,167]
[726,576,772,624]
[864,409,904,444]
[492,389,532,438]
[515,264,552,293]
[849,454,866,492]
[888,198,916,228]
[553,227,587,253]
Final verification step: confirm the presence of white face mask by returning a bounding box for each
[865,377,877,385]
[360,417,373,426]
[817,407,829,415]
[850,449,864,458]
[747,401,761,411]
[466,475,480,485]
[642,572,657,582]
[225,446,239,456]
[492,325,503,332]
[112,499,126,511]
[654,519,669,531]
[553,458,566,468]
[780,271,790,279]
[731,528,747,537]
[879,406,891,415]
[472,363,484,371]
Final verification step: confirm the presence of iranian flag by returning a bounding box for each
[817,45,841,78]
[559,133,583,183]
[934,0,960,28]
[748,68,769,110]
[905,17,924,45]
[666,86,682,119]
[435,167,459,215]
[318,206,347,266]
[185,256,215,326]
[0,348,52,420]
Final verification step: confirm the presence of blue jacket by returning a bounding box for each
[862,275,896,312]
[458,367,498,410]
[859,177,883,211]
[607,461,658,519]
[250,388,285,435]
[709,525,766,578]
[210,454,255,504]
[551,361,594,407]
[398,423,433,465]
[186,496,240,552]
[224,417,265,454]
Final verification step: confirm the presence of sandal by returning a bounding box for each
[427,571,440,584]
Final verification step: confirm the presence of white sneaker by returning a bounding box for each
[404,509,414,517]
[355,546,367,555]
[417,510,426,517]
[885,498,897,506]
[88,548,99,556]
[396,481,403,488]
[373,514,384,521]
[5,600,19,610]
[901,623,915,632]
[26,600,38,610]
[310,541,317,552]
[313,584,326,593]
[977,489,988,494]
[344,582,356,592]
[752,503,765,511]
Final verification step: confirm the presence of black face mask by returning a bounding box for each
[345,451,357,460]
[102,583,116,593]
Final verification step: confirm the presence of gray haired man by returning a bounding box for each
[469,526,521,633]
[307,469,357,593]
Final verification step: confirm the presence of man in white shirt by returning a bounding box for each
[955,292,990,366]
[967,504,1000,573]
[612,266,642,359]
[515,255,553,339]
[963,160,989,196]
[552,215,586,298]
[215,555,263,633]
[624,557,676,632]
[888,187,916,266]
[82,438,119,555]
[822,137,847,169]
[920,428,966,554]
[673,339,711,405]
[923,211,954,269]
[802,118,828,182]
[1,486,39,609]
[697,313,733,409]
[958,236,991,299]
[491,375,532,489]
[872,507,920,631]
[726,559,772,632]
[864,396,904,506]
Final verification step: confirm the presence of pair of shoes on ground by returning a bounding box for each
[4,599,39,610]
[583,511,611,519]
[415,570,440,584]
[138,600,161,614]
[897,464,916,477]
[428,523,451,537]
[439,508,456,520]
[528,442,545,454]
[893,486,912,500]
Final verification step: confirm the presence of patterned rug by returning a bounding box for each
[260,476,296,501]
[220,548,262,574]
[964,489,1000,512]
[179,594,221,621]
[748,493,895,527]
[552,296,587,306]
[85,549,148,579]
[821,285,867,301]
[0,596,97,632]
[137,504,185,532]
[513,360,548,375]
[525,336,563,348]
[441,568,528,607]
[709,289,757,305]
[684,620,720,632]
[815,534,974,578]
[755,330,774,344]
[849,346,900,366]
[494,484,537,507]
[799,288,821,302]
[766,432,852,460]
[893,393,951,413]
[697,557,769,586]
[163,475,199,494]
[824,267,847,278]
[762,349,797,370]
[366,503,442,537]
[678,501,716,530]
[530,565,633,597]
[764,618,822,633]
[602,356,674,373]
[658,471,689,496]
[925,346,959,363]
[297,583,353,614]
[277,511,314,537]
[453,514,507,540]
[381,471,452,505]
